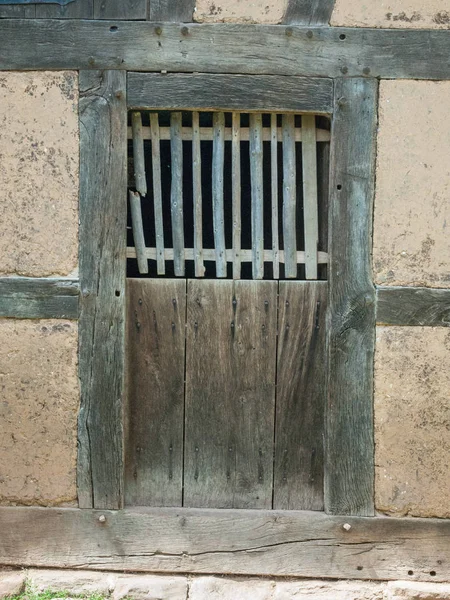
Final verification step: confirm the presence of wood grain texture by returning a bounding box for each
[282,113,297,279]
[128,73,333,114]
[0,277,78,319]
[35,0,93,18]
[131,111,147,197]
[1,506,450,582]
[184,280,277,509]
[377,286,450,327]
[283,0,335,25]
[0,5,34,17]
[212,112,226,278]
[232,112,241,280]
[6,22,450,80]
[274,281,327,511]
[149,0,194,21]
[125,279,186,507]
[93,0,146,19]
[78,70,127,510]
[302,114,319,280]
[270,113,279,280]
[149,112,165,275]
[192,111,205,278]
[325,78,378,516]
[170,112,185,277]
[249,113,264,280]
[129,191,148,274]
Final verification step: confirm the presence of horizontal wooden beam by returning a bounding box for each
[2,20,450,80]
[127,73,333,114]
[377,286,450,327]
[0,277,79,319]
[0,507,449,582]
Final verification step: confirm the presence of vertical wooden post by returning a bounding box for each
[192,111,205,277]
[282,114,297,278]
[212,112,227,277]
[131,111,147,197]
[232,112,241,280]
[325,78,378,516]
[170,111,185,277]
[249,113,264,280]
[270,113,279,280]
[302,114,319,280]
[78,70,127,510]
[150,112,166,275]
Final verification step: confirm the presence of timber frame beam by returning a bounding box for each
[2,20,450,80]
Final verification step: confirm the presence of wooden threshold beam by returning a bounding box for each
[2,20,450,79]
[377,286,450,327]
[0,507,449,582]
[0,277,79,319]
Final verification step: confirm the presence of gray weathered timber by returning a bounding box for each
[283,0,335,25]
[232,112,241,280]
[7,21,450,80]
[78,70,127,510]
[93,0,146,19]
[192,111,205,278]
[317,134,330,280]
[35,0,93,18]
[212,112,226,278]
[128,73,333,114]
[125,279,186,507]
[0,277,78,319]
[0,4,34,16]
[274,281,327,511]
[131,111,147,197]
[249,113,264,280]
[270,113,279,279]
[325,78,378,517]
[129,191,148,274]
[149,0,195,21]
[302,114,319,280]
[377,286,450,327]
[170,112,185,277]
[149,112,165,275]
[1,506,450,582]
[184,280,277,509]
[282,113,297,279]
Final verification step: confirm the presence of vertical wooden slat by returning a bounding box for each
[283,0,335,26]
[249,113,264,280]
[125,279,186,507]
[271,113,280,279]
[184,280,277,509]
[0,5,35,17]
[232,112,241,280]
[93,0,146,19]
[78,70,127,509]
[149,0,195,21]
[282,113,297,278]
[170,112,185,277]
[131,111,147,197]
[326,78,378,516]
[274,281,327,510]
[36,0,93,18]
[302,114,319,279]
[192,111,205,277]
[212,112,227,278]
[129,191,148,275]
[150,112,165,275]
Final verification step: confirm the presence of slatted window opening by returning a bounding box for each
[127,110,330,280]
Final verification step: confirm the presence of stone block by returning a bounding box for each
[194,0,286,23]
[28,570,115,595]
[0,320,79,506]
[388,580,450,599]
[331,0,450,29]
[375,327,450,517]
[273,580,386,599]
[113,575,188,600]
[0,71,79,277]
[373,81,450,288]
[189,577,274,600]
[0,572,26,599]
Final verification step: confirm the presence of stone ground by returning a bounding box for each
[1,570,450,600]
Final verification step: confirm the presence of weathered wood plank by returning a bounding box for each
[377,287,450,327]
[184,280,277,509]
[149,112,165,275]
[232,112,241,280]
[129,191,148,275]
[35,0,93,18]
[128,126,331,142]
[271,113,279,280]
[325,78,378,516]
[283,0,335,25]
[302,114,319,280]
[317,133,330,280]
[212,112,226,278]
[274,281,327,511]
[131,111,147,197]
[93,0,146,19]
[0,277,78,319]
[170,112,185,277]
[78,70,127,510]
[128,73,333,114]
[192,111,205,278]
[125,279,185,507]
[7,22,450,81]
[149,0,194,21]
[1,506,450,582]
[0,5,34,16]
[282,113,297,279]
[249,113,264,280]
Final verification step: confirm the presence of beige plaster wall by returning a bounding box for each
[194,0,287,23]
[0,319,79,506]
[375,327,450,518]
[331,1,450,28]
[374,81,450,288]
[0,71,79,277]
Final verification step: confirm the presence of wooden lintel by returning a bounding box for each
[377,286,450,327]
[0,277,79,319]
[0,506,449,582]
[2,21,450,80]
